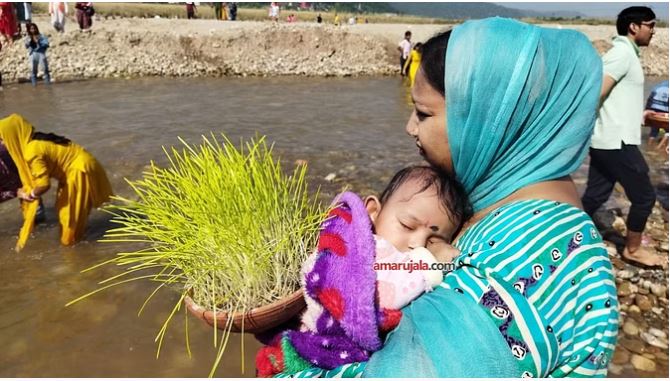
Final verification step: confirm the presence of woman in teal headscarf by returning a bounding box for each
[275,17,618,378]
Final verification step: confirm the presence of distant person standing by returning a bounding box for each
[402,42,422,87]
[213,2,222,20]
[581,6,665,267]
[14,2,32,36]
[397,30,412,77]
[268,2,279,23]
[186,2,196,19]
[25,22,50,86]
[333,12,340,26]
[316,13,322,24]
[0,2,18,46]
[228,2,237,21]
[75,2,93,32]
[49,1,68,33]
[221,2,228,21]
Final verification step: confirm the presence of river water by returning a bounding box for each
[0,76,667,377]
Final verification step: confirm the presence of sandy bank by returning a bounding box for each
[0,17,667,83]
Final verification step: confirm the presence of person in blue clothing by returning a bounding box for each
[643,80,669,221]
[644,80,669,142]
[24,22,50,86]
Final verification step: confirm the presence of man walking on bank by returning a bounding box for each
[582,6,666,268]
[397,30,411,77]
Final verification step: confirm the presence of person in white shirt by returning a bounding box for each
[582,6,665,268]
[268,2,279,23]
[397,30,412,77]
[49,1,68,33]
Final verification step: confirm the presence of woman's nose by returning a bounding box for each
[406,114,418,137]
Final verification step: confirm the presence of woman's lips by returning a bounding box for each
[416,142,425,156]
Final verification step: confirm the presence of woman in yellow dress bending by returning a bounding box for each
[0,113,112,250]
[403,42,423,87]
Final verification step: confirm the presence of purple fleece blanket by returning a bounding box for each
[283,191,399,370]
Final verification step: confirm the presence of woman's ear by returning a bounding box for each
[364,195,382,223]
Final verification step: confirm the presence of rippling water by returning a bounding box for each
[0,76,420,377]
[0,76,666,377]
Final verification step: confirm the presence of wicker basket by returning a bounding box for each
[184,289,306,333]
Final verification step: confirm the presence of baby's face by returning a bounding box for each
[372,179,456,254]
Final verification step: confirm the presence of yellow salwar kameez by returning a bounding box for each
[403,49,422,87]
[0,114,112,249]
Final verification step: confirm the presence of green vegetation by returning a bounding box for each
[68,134,327,376]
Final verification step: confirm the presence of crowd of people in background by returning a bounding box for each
[0,2,94,43]
[212,2,237,21]
[0,2,28,46]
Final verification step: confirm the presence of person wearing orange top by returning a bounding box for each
[0,114,113,250]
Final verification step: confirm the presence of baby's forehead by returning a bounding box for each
[388,178,441,205]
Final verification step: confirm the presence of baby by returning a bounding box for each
[256,165,471,376]
[363,165,468,311]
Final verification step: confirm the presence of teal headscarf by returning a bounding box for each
[446,18,602,212]
[363,18,604,378]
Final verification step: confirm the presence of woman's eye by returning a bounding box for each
[400,222,412,230]
[416,110,430,121]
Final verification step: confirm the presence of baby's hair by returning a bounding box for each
[379,165,472,228]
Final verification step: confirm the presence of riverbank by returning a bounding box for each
[1,17,667,83]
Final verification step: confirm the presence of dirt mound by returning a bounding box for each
[0,23,397,83]
[1,18,666,84]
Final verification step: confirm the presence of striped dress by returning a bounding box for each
[276,199,619,378]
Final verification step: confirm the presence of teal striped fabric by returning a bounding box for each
[274,199,619,378]
[442,199,619,377]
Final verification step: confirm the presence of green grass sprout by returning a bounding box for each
[67,134,327,376]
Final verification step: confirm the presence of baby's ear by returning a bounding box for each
[364,195,381,223]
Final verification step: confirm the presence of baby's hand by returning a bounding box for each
[426,241,460,263]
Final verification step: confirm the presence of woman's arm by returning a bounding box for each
[38,35,49,49]
[17,184,49,201]
[20,146,51,201]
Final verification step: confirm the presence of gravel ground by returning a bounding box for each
[1,16,667,83]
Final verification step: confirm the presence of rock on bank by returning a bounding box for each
[0,17,667,83]
[0,18,396,82]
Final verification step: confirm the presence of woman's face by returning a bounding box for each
[405,68,453,175]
